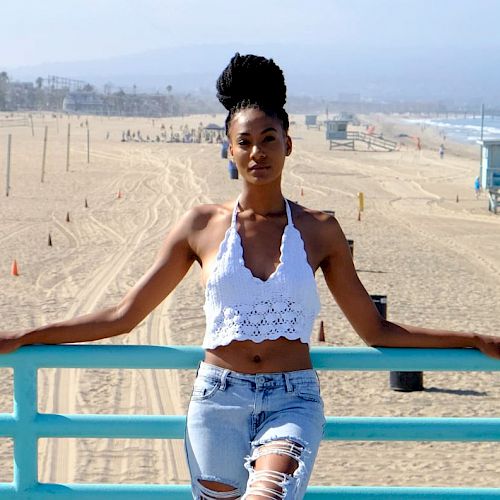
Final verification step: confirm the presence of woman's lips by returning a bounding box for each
[248,164,270,171]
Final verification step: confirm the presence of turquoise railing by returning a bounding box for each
[0,345,499,499]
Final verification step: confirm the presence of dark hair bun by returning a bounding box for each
[216,53,287,111]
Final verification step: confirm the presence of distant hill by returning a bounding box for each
[4,43,500,104]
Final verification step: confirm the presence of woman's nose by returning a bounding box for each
[250,144,265,160]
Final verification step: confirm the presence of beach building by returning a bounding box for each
[479,140,500,213]
[63,91,104,114]
[305,114,319,129]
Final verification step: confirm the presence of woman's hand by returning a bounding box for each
[0,331,25,354]
[474,334,500,359]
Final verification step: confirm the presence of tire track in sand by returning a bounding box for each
[40,168,167,483]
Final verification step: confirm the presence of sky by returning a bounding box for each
[2,0,500,68]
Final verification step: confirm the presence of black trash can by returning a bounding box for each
[370,294,387,318]
[369,295,424,392]
[228,160,238,180]
[389,370,424,392]
[347,239,354,257]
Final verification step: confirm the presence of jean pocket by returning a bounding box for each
[191,377,220,401]
[295,383,322,404]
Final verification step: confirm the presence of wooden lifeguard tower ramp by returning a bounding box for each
[326,120,397,151]
[479,139,500,213]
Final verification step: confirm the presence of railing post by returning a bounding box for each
[13,365,38,495]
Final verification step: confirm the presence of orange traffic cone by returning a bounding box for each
[300,187,304,197]
[11,260,19,276]
[318,320,325,342]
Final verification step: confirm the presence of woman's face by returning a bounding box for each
[228,107,292,185]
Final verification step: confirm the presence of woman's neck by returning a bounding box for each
[238,186,285,217]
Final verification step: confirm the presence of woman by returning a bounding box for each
[1,54,499,499]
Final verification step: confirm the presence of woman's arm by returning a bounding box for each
[0,209,199,353]
[320,217,500,359]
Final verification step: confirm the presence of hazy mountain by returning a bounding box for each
[5,43,500,104]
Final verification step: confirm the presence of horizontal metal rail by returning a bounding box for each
[0,484,500,500]
[1,345,500,371]
[1,414,499,442]
[0,345,498,499]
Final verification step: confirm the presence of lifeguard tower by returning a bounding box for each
[326,120,352,150]
[479,140,500,213]
[326,119,398,152]
[305,115,319,129]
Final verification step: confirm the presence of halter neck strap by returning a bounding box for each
[232,197,292,227]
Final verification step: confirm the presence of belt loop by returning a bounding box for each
[284,372,293,392]
[219,369,230,391]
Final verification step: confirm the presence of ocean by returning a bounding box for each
[405,116,500,144]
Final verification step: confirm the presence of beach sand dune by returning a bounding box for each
[0,113,498,487]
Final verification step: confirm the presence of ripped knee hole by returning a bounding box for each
[250,439,304,467]
[197,479,240,499]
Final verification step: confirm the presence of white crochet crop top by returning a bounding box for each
[202,198,321,349]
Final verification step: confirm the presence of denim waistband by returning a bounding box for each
[197,361,318,390]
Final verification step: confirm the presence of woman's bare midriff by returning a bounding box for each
[204,337,312,374]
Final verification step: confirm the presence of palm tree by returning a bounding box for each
[0,72,10,110]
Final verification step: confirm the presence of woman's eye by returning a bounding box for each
[237,140,249,146]
[263,136,275,142]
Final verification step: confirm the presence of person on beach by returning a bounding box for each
[439,143,445,159]
[1,53,500,499]
[474,175,482,199]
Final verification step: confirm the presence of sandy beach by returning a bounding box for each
[0,112,499,488]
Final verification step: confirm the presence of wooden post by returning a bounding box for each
[318,320,325,342]
[87,128,90,164]
[41,125,48,183]
[66,123,71,172]
[358,192,365,212]
[29,115,35,137]
[5,134,12,196]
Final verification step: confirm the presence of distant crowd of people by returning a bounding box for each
[120,123,224,144]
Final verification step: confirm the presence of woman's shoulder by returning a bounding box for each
[290,201,341,229]
[181,201,235,232]
[289,201,345,246]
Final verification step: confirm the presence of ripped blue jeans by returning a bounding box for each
[185,362,325,499]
